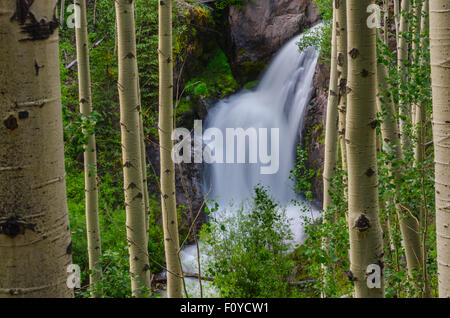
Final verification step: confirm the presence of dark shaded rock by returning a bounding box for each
[300,60,329,204]
[146,138,207,243]
[228,0,320,83]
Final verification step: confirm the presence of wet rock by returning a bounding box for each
[228,0,320,82]
[300,60,329,204]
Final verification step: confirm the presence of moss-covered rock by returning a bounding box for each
[300,59,329,204]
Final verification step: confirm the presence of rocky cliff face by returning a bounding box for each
[300,60,329,203]
[228,0,320,83]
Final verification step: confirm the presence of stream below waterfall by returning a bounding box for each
[178,27,322,298]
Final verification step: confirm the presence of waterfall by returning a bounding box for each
[179,28,322,298]
[203,34,319,205]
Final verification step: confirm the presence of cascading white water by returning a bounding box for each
[203,35,319,205]
[179,28,322,298]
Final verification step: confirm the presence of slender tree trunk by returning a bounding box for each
[159,0,183,298]
[394,0,400,42]
[336,0,348,186]
[346,0,385,297]
[413,0,424,155]
[378,62,423,285]
[139,97,150,244]
[398,0,412,151]
[136,75,150,245]
[0,0,73,297]
[418,1,431,298]
[414,0,429,169]
[430,0,450,298]
[376,50,407,259]
[321,7,339,297]
[74,0,102,297]
[417,0,429,224]
[411,0,423,126]
[376,37,399,256]
[384,0,389,45]
[413,0,431,298]
[115,0,151,297]
[60,0,65,29]
[392,0,425,283]
[379,2,396,257]
[323,6,339,214]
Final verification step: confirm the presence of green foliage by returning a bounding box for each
[60,0,222,297]
[297,0,332,62]
[289,142,351,297]
[66,167,165,297]
[375,0,436,297]
[290,0,437,298]
[243,80,259,90]
[290,146,316,202]
[185,49,237,100]
[200,186,299,298]
[177,49,237,126]
[214,0,250,10]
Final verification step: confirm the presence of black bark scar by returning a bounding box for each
[11,1,59,42]
[10,0,36,25]
[0,216,36,238]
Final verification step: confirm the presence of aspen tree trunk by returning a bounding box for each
[346,0,384,297]
[139,98,150,244]
[418,1,431,298]
[393,0,425,282]
[336,0,348,198]
[413,0,424,149]
[159,0,183,298]
[420,0,429,62]
[412,0,423,131]
[60,0,65,29]
[379,2,397,256]
[411,0,422,125]
[413,1,430,297]
[321,8,339,298]
[323,6,339,214]
[0,0,73,297]
[430,0,450,298]
[376,55,404,257]
[412,0,423,66]
[394,0,400,42]
[115,0,151,297]
[384,0,389,45]
[398,0,412,150]
[74,0,102,297]
[136,75,150,244]
[415,0,429,167]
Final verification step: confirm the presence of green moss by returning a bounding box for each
[236,60,267,85]
[237,49,247,56]
[186,49,237,98]
[214,0,252,10]
[243,80,259,90]
[193,82,208,96]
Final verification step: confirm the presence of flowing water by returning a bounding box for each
[179,29,321,298]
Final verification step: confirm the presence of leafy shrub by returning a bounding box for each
[200,186,299,298]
